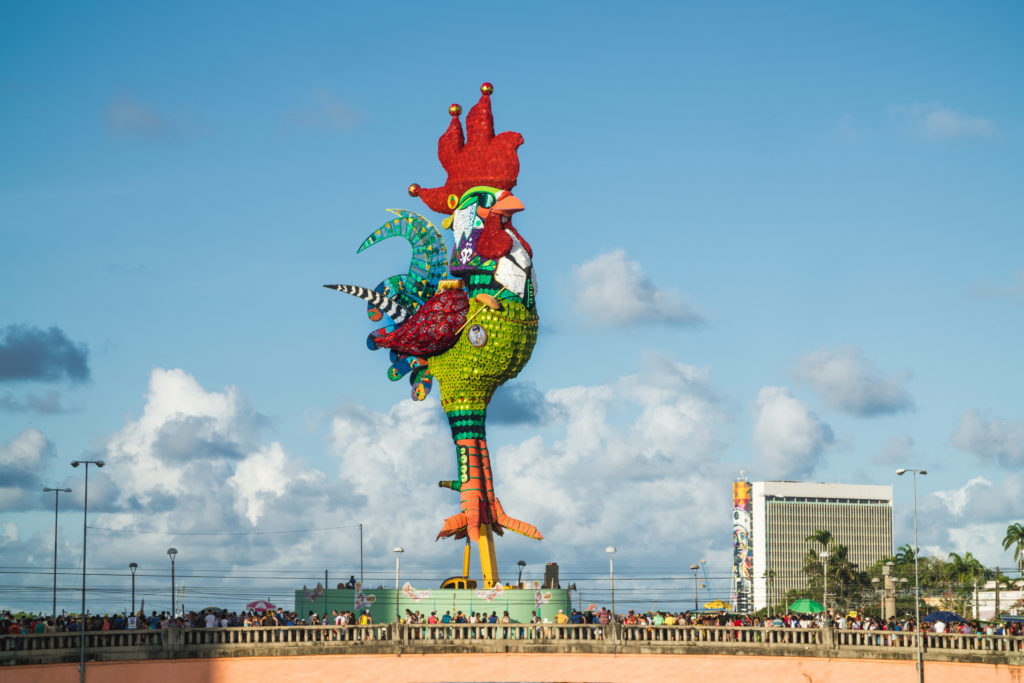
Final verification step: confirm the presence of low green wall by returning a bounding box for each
[294,587,571,624]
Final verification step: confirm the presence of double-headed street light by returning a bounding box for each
[897,467,927,683]
[129,563,139,616]
[606,546,616,619]
[70,458,104,683]
[167,548,178,617]
[42,486,72,618]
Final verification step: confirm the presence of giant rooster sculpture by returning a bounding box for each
[325,83,541,587]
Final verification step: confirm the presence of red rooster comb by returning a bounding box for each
[408,82,523,215]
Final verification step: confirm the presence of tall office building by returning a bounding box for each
[733,480,893,613]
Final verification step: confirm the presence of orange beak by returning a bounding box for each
[476,192,525,221]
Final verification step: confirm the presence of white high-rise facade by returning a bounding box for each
[746,481,893,612]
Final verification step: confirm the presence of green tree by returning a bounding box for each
[805,529,833,550]
[895,544,917,568]
[945,551,987,615]
[801,530,866,612]
[1003,522,1024,577]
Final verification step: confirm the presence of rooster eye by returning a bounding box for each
[457,186,501,211]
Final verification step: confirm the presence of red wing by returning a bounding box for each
[373,288,469,357]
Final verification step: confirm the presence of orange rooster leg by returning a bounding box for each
[436,439,489,541]
[436,438,543,542]
[478,443,543,539]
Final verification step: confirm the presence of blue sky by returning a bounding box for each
[2,1,1023,615]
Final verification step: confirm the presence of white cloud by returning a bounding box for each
[0,428,52,473]
[793,345,913,417]
[751,387,834,479]
[55,368,361,572]
[572,250,703,327]
[0,429,54,510]
[951,409,1024,467]
[329,351,733,568]
[1,359,741,613]
[916,475,1024,567]
[105,368,265,503]
[893,103,997,141]
[229,443,321,525]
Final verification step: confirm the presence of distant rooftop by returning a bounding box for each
[753,480,893,502]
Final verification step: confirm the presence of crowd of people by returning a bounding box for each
[0,608,319,635]
[3,607,1023,636]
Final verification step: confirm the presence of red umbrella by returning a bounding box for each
[246,600,276,613]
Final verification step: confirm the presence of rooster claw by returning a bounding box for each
[436,512,468,541]
[491,498,543,540]
[435,500,542,542]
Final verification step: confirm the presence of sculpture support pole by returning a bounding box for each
[478,524,500,588]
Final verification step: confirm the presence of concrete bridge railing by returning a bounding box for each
[3,624,1023,666]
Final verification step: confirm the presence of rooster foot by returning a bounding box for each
[490,497,543,540]
[435,494,542,542]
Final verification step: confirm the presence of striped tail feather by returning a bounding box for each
[324,284,411,324]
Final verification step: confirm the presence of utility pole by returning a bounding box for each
[690,564,700,611]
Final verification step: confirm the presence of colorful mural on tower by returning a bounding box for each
[732,479,753,613]
[325,83,542,586]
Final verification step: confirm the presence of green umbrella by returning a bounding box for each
[788,599,824,614]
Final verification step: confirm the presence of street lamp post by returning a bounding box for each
[167,548,178,617]
[606,546,616,620]
[897,467,927,683]
[42,486,72,619]
[820,550,829,619]
[517,560,526,588]
[393,546,404,622]
[70,459,103,683]
[690,563,700,611]
[129,563,138,616]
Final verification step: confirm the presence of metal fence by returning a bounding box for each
[3,624,1023,658]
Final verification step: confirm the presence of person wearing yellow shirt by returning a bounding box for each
[555,610,569,624]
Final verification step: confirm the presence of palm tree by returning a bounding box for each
[895,543,917,567]
[946,552,986,614]
[1003,523,1024,577]
[801,531,865,611]
[806,529,833,550]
